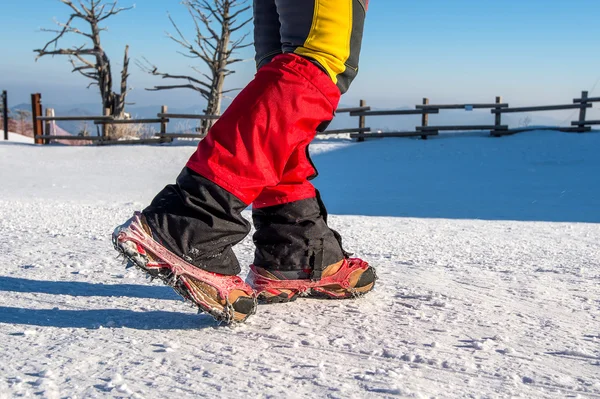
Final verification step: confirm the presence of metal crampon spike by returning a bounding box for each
[166,275,177,286]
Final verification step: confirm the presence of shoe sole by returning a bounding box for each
[254,264,377,304]
[258,281,376,304]
[113,215,257,323]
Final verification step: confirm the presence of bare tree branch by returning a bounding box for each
[35,47,98,57]
[229,5,250,21]
[141,0,252,134]
[147,84,210,97]
[221,88,241,94]
[72,52,97,68]
[137,58,212,91]
[61,0,84,17]
[34,0,134,121]
[98,2,134,21]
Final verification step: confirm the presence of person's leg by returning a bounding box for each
[114,0,349,322]
[247,0,376,302]
[113,0,285,324]
[253,0,283,69]
[146,0,368,275]
[113,171,257,323]
[141,0,286,277]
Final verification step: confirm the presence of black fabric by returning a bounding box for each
[253,0,282,69]
[315,189,353,259]
[338,0,367,93]
[143,167,251,276]
[252,196,347,279]
[253,0,365,94]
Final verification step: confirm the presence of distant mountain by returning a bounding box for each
[10,103,32,112]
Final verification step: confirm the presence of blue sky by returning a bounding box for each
[2,0,600,119]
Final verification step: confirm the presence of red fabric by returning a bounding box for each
[186,53,341,208]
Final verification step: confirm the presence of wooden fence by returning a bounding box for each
[1,90,8,141]
[25,90,599,145]
[30,94,369,145]
[350,91,596,141]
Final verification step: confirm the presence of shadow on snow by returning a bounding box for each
[0,276,218,330]
[0,275,179,300]
[0,306,217,330]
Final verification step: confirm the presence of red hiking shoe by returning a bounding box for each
[112,212,257,323]
[246,258,377,303]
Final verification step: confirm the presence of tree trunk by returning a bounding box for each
[113,45,130,119]
[201,4,231,135]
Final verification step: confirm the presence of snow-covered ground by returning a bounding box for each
[0,131,34,144]
[0,131,599,398]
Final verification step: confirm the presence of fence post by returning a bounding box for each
[160,105,169,143]
[2,90,8,141]
[420,97,429,140]
[577,90,588,133]
[101,108,110,143]
[45,108,54,145]
[31,93,44,145]
[492,96,503,137]
[357,99,366,142]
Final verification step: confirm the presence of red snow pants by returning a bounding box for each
[186,0,367,209]
[187,54,338,208]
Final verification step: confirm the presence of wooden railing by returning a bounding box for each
[26,90,598,145]
[350,91,596,141]
[30,95,375,145]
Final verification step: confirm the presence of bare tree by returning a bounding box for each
[34,0,133,118]
[15,110,32,135]
[139,0,252,134]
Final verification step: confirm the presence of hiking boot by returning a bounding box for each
[246,258,377,303]
[112,212,257,323]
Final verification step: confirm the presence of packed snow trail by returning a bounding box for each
[0,132,599,398]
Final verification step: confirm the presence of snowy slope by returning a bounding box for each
[0,132,599,398]
[0,131,34,144]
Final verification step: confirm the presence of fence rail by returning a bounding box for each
[416,103,509,110]
[350,109,437,116]
[574,96,600,103]
[492,126,591,137]
[157,113,220,120]
[34,135,102,141]
[94,118,167,124]
[572,120,600,126]
[319,127,371,135]
[37,116,113,121]
[16,90,599,145]
[351,131,438,140]
[418,125,508,132]
[490,103,591,114]
[335,106,371,113]
[154,133,205,139]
